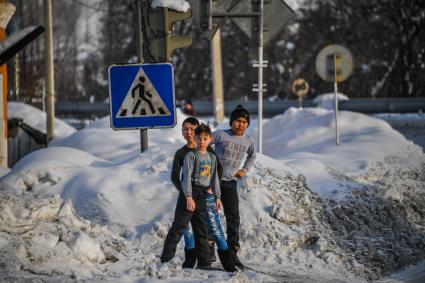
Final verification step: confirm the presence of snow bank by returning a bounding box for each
[0,146,175,235]
[151,0,190,12]
[313,92,349,109]
[49,108,188,162]
[261,107,422,197]
[0,189,125,279]
[8,101,76,140]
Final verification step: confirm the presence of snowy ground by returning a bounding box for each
[0,99,424,282]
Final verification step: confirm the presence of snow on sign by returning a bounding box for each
[108,63,176,130]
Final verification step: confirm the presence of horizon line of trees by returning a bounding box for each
[4,0,425,107]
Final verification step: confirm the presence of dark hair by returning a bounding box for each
[182,117,199,126]
[195,123,211,136]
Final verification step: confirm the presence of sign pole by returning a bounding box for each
[136,0,148,152]
[334,54,340,145]
[316,45,353,146]
[257,0,264,155]
[44,0,55,142]
[292,79,309,109]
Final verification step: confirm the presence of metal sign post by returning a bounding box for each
[135,0,148,152]
[316,45,354,145]
[333,54,340,145]
[258,0,264,155]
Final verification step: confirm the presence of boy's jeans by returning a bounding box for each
[183,193,228,251]
[205,192,228,250]
[183,224,195,249]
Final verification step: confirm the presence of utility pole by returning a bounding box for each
[209,0,224,124]
[44,0,55,142]
[135,0,148,152]
[14,55,19,100]
[0,75,5,167]
[211,29,224,124]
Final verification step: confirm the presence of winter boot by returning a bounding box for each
[196,254,212,270]
[182,249,197,268]
[217,249,237,272]
[160,242,176,263]
[209,242,216,262]
[231,245,244,269]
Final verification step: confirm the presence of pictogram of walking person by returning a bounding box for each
[131,76,156,115]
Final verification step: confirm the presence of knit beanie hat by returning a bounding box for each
[229,105,250,126]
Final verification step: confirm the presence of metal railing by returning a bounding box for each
[53,98,425,118]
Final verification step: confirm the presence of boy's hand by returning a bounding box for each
[216,199,222,211]
[186,197,196,212]
[234,169,246,179]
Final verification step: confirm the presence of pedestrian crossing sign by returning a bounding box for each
[108,63,176,129]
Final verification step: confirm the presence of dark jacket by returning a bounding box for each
[171,145,222,193]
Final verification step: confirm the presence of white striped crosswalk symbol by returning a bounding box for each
[116,68,170,118]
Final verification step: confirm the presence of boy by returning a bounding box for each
[169,117,199,268]
[210,105,256,268]
[161,124,221,269]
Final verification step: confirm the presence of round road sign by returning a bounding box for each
[292,78,309,98]
[315,45,354,83]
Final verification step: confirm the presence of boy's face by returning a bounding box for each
[231,117,249,136]
[195,132,212,151]
[182,122,198,143]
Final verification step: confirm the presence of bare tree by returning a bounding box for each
[9,0,83,103]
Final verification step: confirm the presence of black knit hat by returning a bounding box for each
[229,105,250,126]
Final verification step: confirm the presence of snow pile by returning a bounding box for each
[8,102,76,140]
[241,156,425,281]
[325,153,425,280]
[313,92,349,109]
[0,146,175,236]
[0,189,126,280]
[49,108,188,162]
[261,107,421,198]
[151,0,190,12]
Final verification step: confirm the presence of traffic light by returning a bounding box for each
[145,7,192,62]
